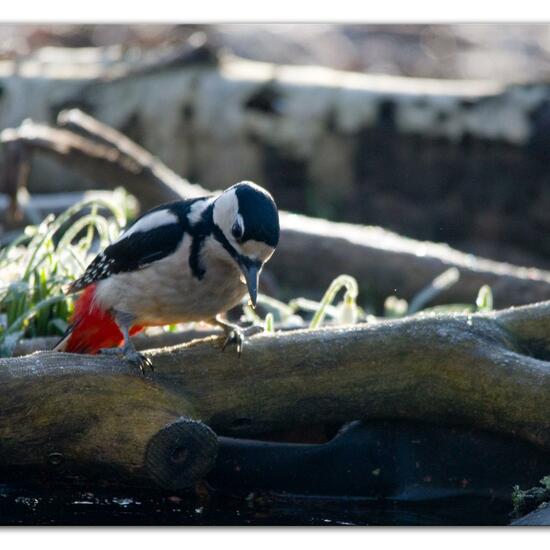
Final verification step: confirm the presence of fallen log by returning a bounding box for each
[3,300,550,488]
[0,120,203,212]
[273,213,550,308]
[0,357,218,490]
[3,113,550,310]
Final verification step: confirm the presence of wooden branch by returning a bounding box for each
[0,140,30,229]
[3,300,550,488]
[56,108,208,203]
[0,120,204,211]
[3,114,550,309]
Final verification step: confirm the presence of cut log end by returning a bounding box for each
[144,416,218,489]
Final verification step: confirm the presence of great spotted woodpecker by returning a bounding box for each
[54,181,280,371]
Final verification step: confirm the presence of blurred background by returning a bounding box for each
[3,23,550,81]
[2,24,550,269]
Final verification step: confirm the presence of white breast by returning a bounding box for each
[94,235,247,325]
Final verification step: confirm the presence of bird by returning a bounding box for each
[53,181,280,371]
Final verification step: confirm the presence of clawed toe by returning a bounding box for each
[126,350,154,374]
[222,328,244,356]
[219,323,264,356]
[99,346,154,374]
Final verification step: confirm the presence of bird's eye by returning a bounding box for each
[232,221,243,241]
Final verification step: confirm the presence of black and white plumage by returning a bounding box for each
[58,181,280,368]
[69,202,199,292]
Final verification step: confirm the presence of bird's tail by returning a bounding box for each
[53,284,142,354]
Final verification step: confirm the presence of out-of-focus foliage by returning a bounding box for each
[0,188,136,357]
[247,268,493,334]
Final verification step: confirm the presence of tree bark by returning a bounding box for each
[3,300,550,489]
[0,355,218,489]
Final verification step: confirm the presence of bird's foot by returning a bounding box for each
[125,348,154,374]
[221,324,263,356]
[100,345,154,374]
[221,326,245,355]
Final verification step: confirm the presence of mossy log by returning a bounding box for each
[0,358,218,489]
[3,111,550,310]
[3,300,550,488]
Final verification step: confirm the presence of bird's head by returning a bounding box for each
[212,181,280,307]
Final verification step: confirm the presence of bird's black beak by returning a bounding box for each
[240,261,260,308]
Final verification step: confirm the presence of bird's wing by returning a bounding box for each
[66,199,206,293]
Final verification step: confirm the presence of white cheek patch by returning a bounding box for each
[188,197,215,225]
[117,209,178,241]
[213,190,238,232]
[236,213,244,233]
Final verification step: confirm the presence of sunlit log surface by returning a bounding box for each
[11,326,220,357]
[272,213,550,308]
[3,300,550,488]
[3,112,550,309]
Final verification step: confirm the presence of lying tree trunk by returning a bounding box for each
[147,301,550,448]
[272,213,550,308]
[0,358,218,489]
[3,300,550,488]
[3,111,550,310]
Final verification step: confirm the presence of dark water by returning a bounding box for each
[1,420,544,526]
[0,484,513,526]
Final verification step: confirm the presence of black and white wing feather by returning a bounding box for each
[66,200,200,293]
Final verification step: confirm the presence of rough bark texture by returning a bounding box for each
[3,300,550,488]
[0,356,218,489]
[2,44,550,264]
[3,113,550,310]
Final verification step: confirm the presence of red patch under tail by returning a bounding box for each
[55,284,143,354]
